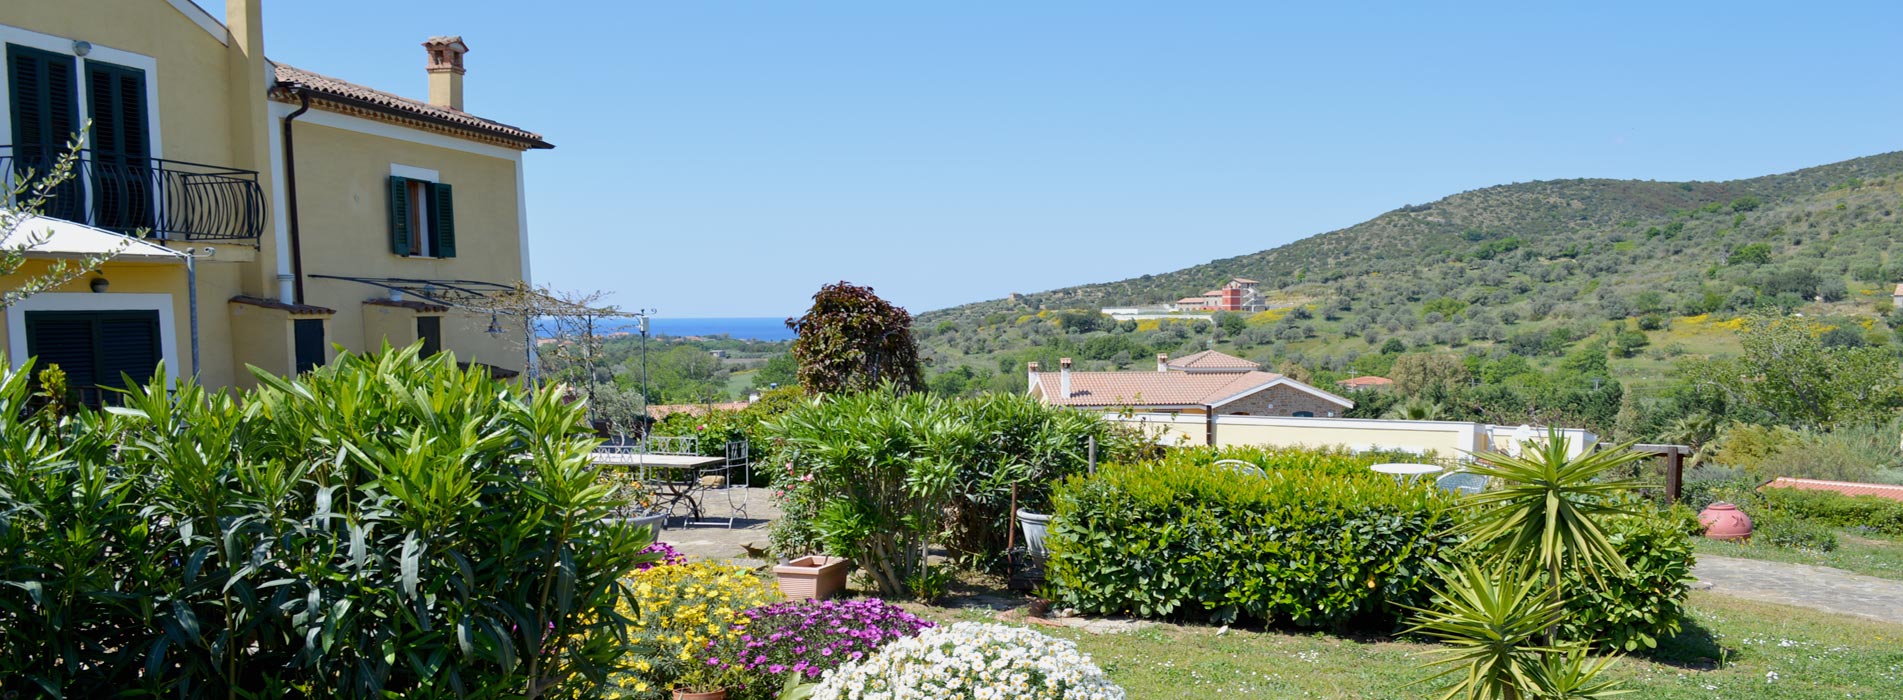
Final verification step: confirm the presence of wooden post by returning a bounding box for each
[1087,435,1097,475]
[1665,447,1684,503]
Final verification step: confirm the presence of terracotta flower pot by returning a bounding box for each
[1699,502,1753,541]
[673,689,727,700]
[774,555,849,601]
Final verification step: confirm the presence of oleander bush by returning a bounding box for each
[1045,448,1462,628]
[809,622,1125,700]
[1556,505,1701,651]
[609,561,781,698]
[1758,487,1903,537]
[0,346,656,698]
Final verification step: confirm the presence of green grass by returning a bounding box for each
[1697,531,1903,582]
[925,593,1903,699]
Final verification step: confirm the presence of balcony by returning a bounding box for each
[3,145,265,241]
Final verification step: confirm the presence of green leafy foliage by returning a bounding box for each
[769,389,963,597]
[1757,487,1903,537]
[1751,512,1840,552]
[0,346,654,698]
[1555,507,1700,651]
[1045,448,1461,627]
[1404,561,1570,700]
[789,282,924,394]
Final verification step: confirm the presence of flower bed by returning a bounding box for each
[636,541,687,571]
[610,561,781,698]
[720,599,932,694]
[810,622,1124,700]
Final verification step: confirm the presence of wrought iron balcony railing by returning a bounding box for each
[3,145,265,241]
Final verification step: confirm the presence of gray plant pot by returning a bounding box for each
[1016,509,1052,558]
[603,514,667,535]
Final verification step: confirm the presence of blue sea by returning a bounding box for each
[600,317,795,341]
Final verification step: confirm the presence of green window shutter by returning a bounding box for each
[85,60,153,234]
[7,44,80,158]
[388,176,412,255]
[432,182,456,258]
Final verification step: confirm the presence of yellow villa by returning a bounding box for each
[1,0,548,400]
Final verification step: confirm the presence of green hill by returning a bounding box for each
[915,151,1903,399]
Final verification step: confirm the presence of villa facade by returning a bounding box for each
[1,0,548,399]
[1027,350,1354,418]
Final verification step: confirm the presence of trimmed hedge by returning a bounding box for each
[1557,506,1700,651]
[1759,487,1903,537]
[1045,448,1461,628]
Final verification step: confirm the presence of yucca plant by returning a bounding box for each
[1456,429,1650,617]
[1405,561,1569,700]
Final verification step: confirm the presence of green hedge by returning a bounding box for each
[1045,448,1461,628]
[1557,506,1700,651]
[1759,487,1903,537]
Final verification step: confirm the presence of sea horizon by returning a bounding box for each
[591,316,796,341]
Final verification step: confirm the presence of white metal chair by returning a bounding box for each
[1436,470,1489,496]
[687,440,751,529]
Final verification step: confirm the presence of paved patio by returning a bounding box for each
[653,486,781,567]
[1694,554,1903,625]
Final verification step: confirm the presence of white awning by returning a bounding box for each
[0,214,188,263]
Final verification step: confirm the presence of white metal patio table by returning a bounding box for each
[591,452,728,519]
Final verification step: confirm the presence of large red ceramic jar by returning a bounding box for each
[1698,502,1753,541]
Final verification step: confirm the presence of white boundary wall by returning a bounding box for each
[1108,413,1597,461]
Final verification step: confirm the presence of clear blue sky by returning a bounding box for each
[263,1,1903,318]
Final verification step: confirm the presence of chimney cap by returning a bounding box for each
[1059,357,1073,367]
[1028,361,1040,371]
[423,36,469,74]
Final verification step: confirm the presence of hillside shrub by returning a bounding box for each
[1751,511,1840,552]
[0,348,655,698]
[1046,448,1461,628]
[1555,506,1700,651]
[1758,487,1903,537]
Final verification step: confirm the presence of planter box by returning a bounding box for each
[673,689,726,700]
[774,555,849,601]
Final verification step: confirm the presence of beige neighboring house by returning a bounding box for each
[1027,350,1353,418]
[1893,283,1902,308]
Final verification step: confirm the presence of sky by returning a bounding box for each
[262,1,1903,318]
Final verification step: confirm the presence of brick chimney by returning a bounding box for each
[1157,353,1169,373]
[1059,358,1073,399]
[423,36,469,110]
[1027,361,1040,391]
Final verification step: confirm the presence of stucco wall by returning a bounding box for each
[1,258,189,377]
[275,117,525,372]
[1,1,237,168]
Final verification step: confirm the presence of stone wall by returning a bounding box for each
[1219,384,1346,417]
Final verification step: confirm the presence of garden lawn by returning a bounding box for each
[931,593,1903,699]
[1696,531,1903,582]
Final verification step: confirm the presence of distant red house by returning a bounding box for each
[1762,477,1903,503]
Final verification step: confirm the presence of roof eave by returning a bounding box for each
[273,83,554,150]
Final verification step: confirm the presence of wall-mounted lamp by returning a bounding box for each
[89,276,109,293]
[486,312,504,335]
[72,40,92,56]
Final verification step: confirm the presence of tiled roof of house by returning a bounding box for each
[1175,297,1207,304]
[1338,375,1395,388]
[1762,477,1903,503]
[272,63,552,149]
[229,295,335,316]
[1167,350,1259,371]
[1033,370,1288,407]
[1894,283,1903,296]
[1232,278,1259,284]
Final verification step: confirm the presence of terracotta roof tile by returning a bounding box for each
[229,295,335,316]
[273,63,552,149]
[1763,477,1903,503]
[1033,370,1283,407]
[1338,375,1395,388]
[1167,350,1259,371]
[647,401,752,419]
[1894,283,1903,296]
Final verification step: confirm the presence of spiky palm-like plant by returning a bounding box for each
[1405,561,1568,700]
[1456,429,1650,604]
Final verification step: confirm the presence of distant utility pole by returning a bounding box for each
[636,308,657,430]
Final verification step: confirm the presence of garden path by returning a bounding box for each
[1694,555,1903,625]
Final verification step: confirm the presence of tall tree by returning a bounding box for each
[788,282,924,394]
[1680,314,1903,430]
